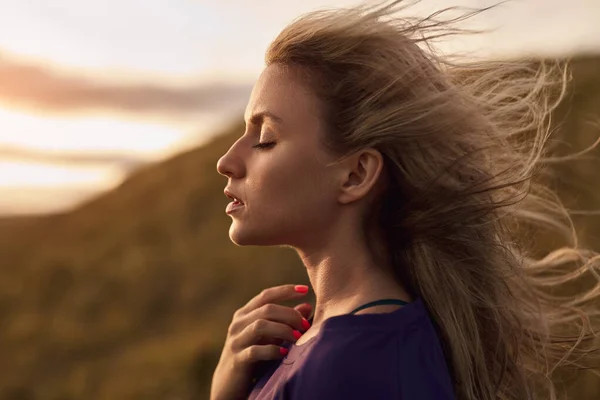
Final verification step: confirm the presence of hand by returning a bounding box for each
[209,284,312,400]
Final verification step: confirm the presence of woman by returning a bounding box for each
[211,1,600,399]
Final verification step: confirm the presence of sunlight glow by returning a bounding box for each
[0,159,124,187]
[0,159,127,215]
[0,107,189,214]
[0,108,187,158]
[0,186,112,215]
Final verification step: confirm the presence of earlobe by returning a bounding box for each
[338,149,384,204]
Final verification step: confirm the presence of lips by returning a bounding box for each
[224,188,245,214]
[224,189,244,205]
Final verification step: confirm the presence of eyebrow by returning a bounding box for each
[246,111,284,126]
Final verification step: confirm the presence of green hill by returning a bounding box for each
[0,56,599,400]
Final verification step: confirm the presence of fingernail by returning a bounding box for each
[294,285,309,293]
[280,347,289,356]
[301,318,311,330]
[293,330,302,340]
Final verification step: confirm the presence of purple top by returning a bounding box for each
[248,298,455,399]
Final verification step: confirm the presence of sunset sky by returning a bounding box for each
[1,0,599,215]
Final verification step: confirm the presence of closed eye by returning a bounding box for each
[252,141,277,150]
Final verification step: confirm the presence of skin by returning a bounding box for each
[216,63,412,344]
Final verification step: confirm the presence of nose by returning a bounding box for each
[216,141,245,179]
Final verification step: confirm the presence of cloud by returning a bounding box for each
[0,54,253,116]
[0,144,147,170]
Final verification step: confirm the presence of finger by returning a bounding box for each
[240,344,288,363]
[294,303,313,321]
[256,336,284,346]
[245,303,309,332]
[235,319,301,350]
[243,284,309,313]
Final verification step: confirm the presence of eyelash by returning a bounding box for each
[252,141,277,150]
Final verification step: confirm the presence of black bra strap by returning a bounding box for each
[349,298,409,315]
[306,298,410,324]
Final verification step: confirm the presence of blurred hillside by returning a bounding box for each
[0,56,599,400]
[0,126,309,399]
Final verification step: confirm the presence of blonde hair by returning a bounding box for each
[265,1,600,399]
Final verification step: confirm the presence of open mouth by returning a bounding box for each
[225,189,245,214]
[225,192,244,205]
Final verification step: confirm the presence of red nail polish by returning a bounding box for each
[280,347,289,356]
[293,330,302,340]
[294,285,309,293]
[301,318,311,330]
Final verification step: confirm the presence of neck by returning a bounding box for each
[294,218,411,327]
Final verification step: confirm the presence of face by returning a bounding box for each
[216,64,341,248]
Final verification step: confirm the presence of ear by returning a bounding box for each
[337,148,384,205]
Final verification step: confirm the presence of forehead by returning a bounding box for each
[244,64,322,126]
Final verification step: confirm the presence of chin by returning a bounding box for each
[228,223,288,247]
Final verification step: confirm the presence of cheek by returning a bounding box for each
[252,155,335,220]
[229,152,337,246]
